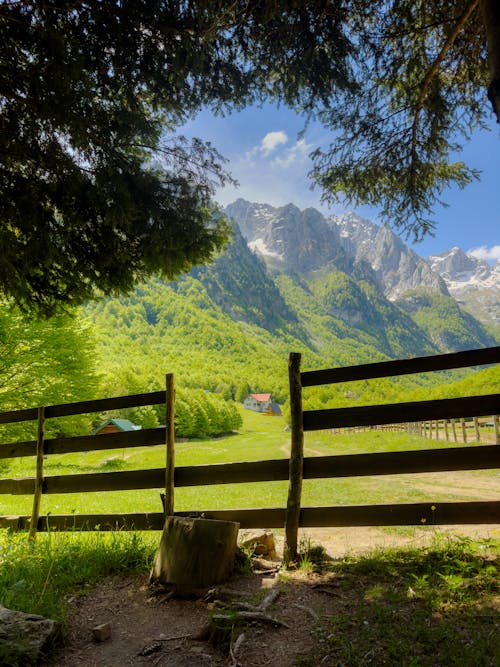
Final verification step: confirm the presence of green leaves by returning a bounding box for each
[0,302,100,440]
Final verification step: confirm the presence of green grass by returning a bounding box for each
[0,531,157,620]
[304,535,500,667]
[0,529,157,664]
[0,409,497,517]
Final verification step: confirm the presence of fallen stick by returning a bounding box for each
[230,587,281,613]
[294,603,319,620]
[257,588,280,610]
[229,631,246,666]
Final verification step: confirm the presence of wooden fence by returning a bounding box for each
[419,416,500,444]
[0,347,499,557]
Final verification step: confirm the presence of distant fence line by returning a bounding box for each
[0,346,499,556]
[417,416,500,444]
[331,416,500,442]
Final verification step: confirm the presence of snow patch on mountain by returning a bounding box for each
[427,247,499,324]
[248,238,284,260]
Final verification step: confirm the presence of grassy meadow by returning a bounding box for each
[0,407,497,519]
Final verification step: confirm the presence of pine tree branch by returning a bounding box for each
[410,0,480,162]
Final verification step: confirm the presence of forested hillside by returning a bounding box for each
[1,203,497,442]
[83,274,497,419]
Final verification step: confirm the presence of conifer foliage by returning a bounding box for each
[0,1,349,314]
[1,1,498,314]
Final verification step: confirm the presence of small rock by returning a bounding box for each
[238,529,276,558]
[92,622,112,642]
[0,605,60,663]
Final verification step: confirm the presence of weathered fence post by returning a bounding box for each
[494,415,499,445]
[461,418,467,443]
[164,373,175,516]
[28,406,45,542]
[473,416,480,442]
[451,418,458,442]
[285,352,304,563]
[444,419,449,441]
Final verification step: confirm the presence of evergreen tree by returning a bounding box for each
[310,0,499,237]
[2,1,498,315]
[0,0,349,314]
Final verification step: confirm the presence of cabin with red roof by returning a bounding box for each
[243,393,282,415]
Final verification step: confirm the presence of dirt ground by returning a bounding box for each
[46,523,500,667]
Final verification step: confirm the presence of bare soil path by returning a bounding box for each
[46,523,499,667]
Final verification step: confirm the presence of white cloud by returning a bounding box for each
[243,131,289,161]
[260,130,288,154]
[219,132,322,210]
[468,245,500,261]
[273,138,312,167]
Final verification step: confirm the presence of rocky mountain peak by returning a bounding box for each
[225,200,346,272]
[428,248,499,325]
[427,247,494,284]
[331,212,448,300]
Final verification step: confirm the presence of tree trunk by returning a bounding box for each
[481,0,500,122]
[150,516,239,592]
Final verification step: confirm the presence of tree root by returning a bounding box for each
[212,610,290,629]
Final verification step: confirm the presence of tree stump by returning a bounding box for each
[150,516,240,592]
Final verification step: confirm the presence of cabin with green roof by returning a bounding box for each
[92,418,142,436]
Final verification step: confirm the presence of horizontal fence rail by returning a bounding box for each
[3,501,500,533]
[0,391,166,425]
[1,446,499,496]
[0,427,167,460]
[303,395,500,431]
[300,346,500,387]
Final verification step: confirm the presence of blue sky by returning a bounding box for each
[183,104,499,262]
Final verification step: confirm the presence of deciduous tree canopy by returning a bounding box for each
[1,1,498,312]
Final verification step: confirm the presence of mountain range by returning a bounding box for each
[427,246,500,326]
[226,199,499,324]
[222,199,498,348]
[85,199,498,402]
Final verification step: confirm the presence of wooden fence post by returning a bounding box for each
[285,352,304,563]
[473,416,480,442]
[444,419,449,441]
[451,418,457,442]
[494,415,499,445]
[28,406,45,542]
[461,418,467,443]
[164,373,175,516]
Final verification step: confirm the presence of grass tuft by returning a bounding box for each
[312,535,499,666]
[297,537,328,572]
[0,530,157,622]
